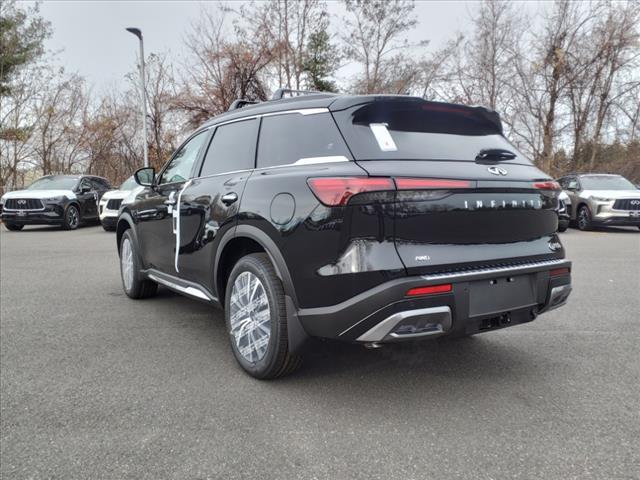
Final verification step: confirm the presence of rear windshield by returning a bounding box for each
[580,175,636,190]
[333,100,526,162]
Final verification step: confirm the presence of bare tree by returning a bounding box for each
[176,8,274,126]
[511,1,595,172]
[30,71,89,175]
[585,1,640,169]
[139,53,181,168]
[341,0,426,94]
[239,0,332,90]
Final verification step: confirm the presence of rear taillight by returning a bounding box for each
[549,267,570,277]
[395,178,471,189]
[406,284,452,297]
[533,181,561,191]
[307,176,472,206]
[306,177,395,206]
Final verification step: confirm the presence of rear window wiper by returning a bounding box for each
[475,148,516,162]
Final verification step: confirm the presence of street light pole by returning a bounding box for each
[126,27,149,168]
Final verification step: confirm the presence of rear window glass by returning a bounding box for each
[200,119,257,176]
[257,112,351,168]
[333,100,526,162]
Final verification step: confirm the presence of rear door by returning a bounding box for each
[332,99,562,276]
[175,118,258,290]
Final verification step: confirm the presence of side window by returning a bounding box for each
[200,119,257,177]
[91,178,108,191]
[567,177,579,190]
[159,131,208,185]
[257,113,350,169]
[79,178,92,191]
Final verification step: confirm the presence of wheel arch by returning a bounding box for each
[116,212,136,255]
[214,224,298,308]
[66,199,81,213]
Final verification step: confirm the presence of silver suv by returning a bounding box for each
[557,174,640,230]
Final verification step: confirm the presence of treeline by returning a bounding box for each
[1,0,639,192]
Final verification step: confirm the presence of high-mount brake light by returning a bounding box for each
[533,181,561,191]
[406,284,453,297]
[395,178,471,189]
[307,177,394,206]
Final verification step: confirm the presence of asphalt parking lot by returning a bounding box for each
[1,225,639,480]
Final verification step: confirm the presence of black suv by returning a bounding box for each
[116,93,572,378]
[1,175,112,230]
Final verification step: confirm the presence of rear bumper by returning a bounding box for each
[298,259,572,342]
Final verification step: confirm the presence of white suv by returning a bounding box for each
[99,176,140,231]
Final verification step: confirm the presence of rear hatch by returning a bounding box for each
[331,97,562,275]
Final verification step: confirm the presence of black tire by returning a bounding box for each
[577,205,592,231]
[119,229,158,299]
[62,204,81,230]
[558,222,568,233]
[102,224,116,232]
[225,253,301,379]
[3,222,24,231]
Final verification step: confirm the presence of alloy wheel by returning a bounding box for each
[121,237,134,292]
[67,207,79,228]
[578,207,589,230]
[229,271,271,363]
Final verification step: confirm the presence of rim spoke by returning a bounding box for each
[229,271,271,363]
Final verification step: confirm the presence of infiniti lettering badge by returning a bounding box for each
[488,166,508,176]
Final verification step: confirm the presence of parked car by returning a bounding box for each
[115,92,572,378]
[557,173,640,230]
[0,175,111,231]
[557,191,571,232]
[99,176,141,231]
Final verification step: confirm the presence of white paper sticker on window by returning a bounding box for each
[369,123,398,152]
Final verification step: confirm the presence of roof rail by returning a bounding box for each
[271,88,320,100]
[228,99,260,111]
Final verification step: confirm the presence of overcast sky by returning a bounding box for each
[38,1,543,93]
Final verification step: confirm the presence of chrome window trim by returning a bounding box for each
[191,109,347,180]
[210,107,330,130]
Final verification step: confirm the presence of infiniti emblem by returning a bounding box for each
[17,200,26,205]
[631,200,640,206]
[488,166,508,176]
[548,241,562,252]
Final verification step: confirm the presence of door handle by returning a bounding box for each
[221,192,238,206]
[164,191,177,206]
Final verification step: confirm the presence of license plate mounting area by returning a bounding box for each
[468,274,537,317]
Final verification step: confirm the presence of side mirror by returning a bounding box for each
[81,184,92,193]
[134,167,156,187]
